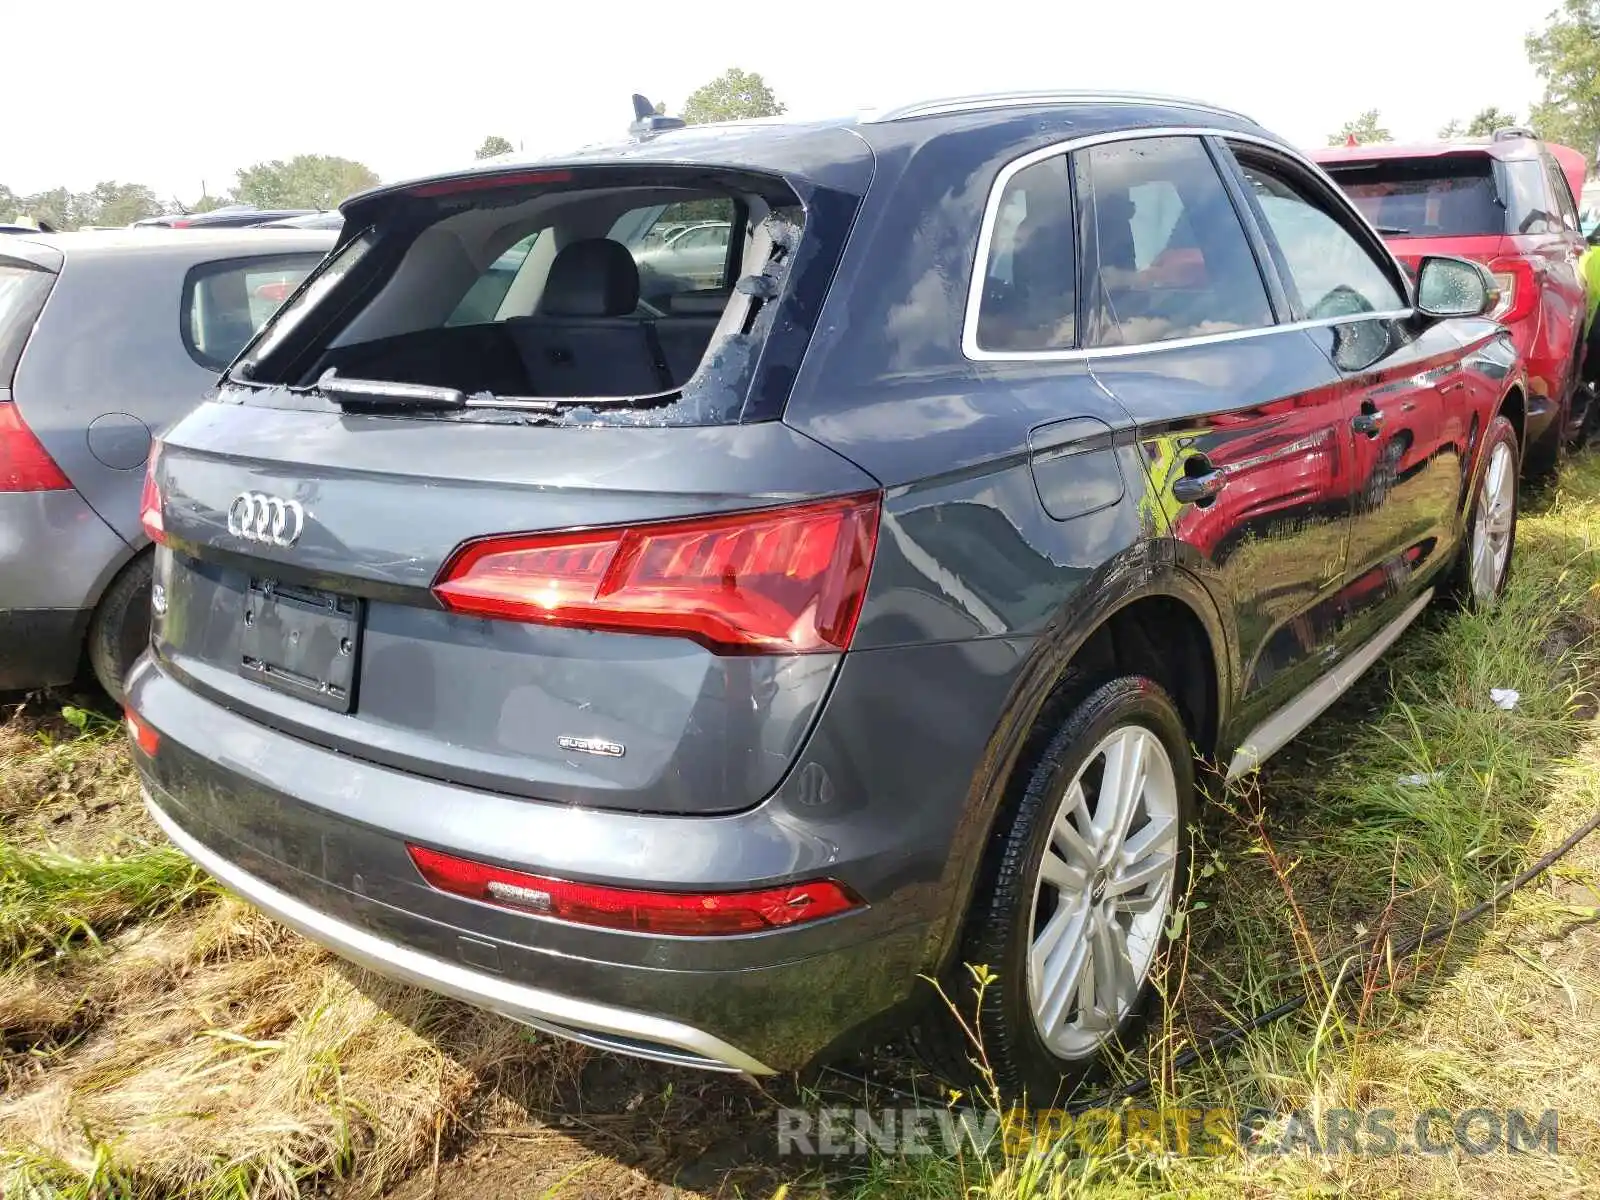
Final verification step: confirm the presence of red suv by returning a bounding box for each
[1314,130,1588,475]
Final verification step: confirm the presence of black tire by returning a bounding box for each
[1447,414,1519,611]
[87,553,153,704]
[912,676,1196,1101]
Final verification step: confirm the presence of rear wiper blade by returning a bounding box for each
[314,369,465,411]
[1373,224,1410,235]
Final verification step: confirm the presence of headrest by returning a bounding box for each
[540,238,640,317]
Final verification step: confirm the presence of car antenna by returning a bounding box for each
[629,93,685,141]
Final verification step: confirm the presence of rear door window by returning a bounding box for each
[1501,160,1560,235]
[611,199,738,302]
[1326,156,1501,237]
[184,254,326,371]
[1542,154,1580,232]
[1075,135,1273,348]
[445,233,542,326]
[0,262,56,388]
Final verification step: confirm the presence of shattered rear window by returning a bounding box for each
[230,170,815,427]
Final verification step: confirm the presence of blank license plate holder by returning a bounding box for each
[240,580,361,713]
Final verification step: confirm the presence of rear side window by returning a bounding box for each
[184,254,325,371]
[1077,136,1273,348]
[1236,158,1407,320]
[0,262,56,389]
[1327,156,1501,237]
[1500,160,1560,235]
[445,233,541,326]
[975,153,1077,352]
[610,198,738,303]
[1543,155,1580,231]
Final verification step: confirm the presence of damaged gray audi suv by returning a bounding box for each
[129,91,1525,1096]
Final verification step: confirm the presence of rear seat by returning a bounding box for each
[656,291,725,385]
[506,239,671,396]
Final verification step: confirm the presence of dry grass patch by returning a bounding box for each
[1,895,539,1198]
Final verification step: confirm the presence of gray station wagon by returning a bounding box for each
[0,230,333,698]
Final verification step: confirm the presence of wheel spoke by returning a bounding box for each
[1093,731,1146,859]
[1086,911,1137,1028]
[1108,814,1176,897]
[1034,905,1091,1033]
[1039,847,1089,893]
[1487,448,1506,501]
[1052,782,1099,864]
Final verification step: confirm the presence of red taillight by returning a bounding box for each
[407,844,861,935]
[169,219,192,229]
[0,404,70,492]
[139,443,166,545]
[124,706,160,756]
[1489,257,1537,325]
[433,493,881,654]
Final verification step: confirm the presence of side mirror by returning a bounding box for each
[1415,255,1498,319]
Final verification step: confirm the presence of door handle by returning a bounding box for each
[1352,407,1386,438]
[1172,468,1226,505]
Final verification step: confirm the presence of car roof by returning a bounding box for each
[0,227,337,266]
[341,92,1272,217]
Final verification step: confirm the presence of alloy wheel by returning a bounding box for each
[1026,724,1180,1058]
[1470,440,1516,605]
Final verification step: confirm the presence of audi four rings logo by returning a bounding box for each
[227,492,306,546]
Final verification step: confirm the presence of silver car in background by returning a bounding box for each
[0,229,334,699]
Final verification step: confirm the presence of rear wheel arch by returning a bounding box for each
[1498,383,1526,456]
[85,545,154,703]
[930,569,1228,974]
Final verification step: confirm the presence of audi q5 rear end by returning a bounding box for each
[131,93,1516,1092]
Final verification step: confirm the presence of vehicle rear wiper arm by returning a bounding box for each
[314,369,466,411]
[1373,224,1410,235]
[313,369,682,415]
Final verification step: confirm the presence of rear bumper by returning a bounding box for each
[129,652,944,1073]
[0,608,89,689]
[143,790,774,1073]
[0,489,131,687]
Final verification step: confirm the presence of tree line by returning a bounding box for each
[1330,0,1600,150]
[4,67,784,230]
[1,155,381,230]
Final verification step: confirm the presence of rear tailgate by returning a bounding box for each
[152,402,879,816]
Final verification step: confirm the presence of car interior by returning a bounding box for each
[302,182,803,401]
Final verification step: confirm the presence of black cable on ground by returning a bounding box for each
[819,802,1600,1113]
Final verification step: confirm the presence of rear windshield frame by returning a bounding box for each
[229,164,857,427]
[1323,154,1506,239]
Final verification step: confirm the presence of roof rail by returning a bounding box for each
[863,90,1256,125]
[1492,125,1539,142]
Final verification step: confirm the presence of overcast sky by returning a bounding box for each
[5,0,1560,203]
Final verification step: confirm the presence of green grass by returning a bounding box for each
[0,842,211,965]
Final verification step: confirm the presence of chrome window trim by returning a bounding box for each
[865,91,1257,125]
[961,126,1417,363]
